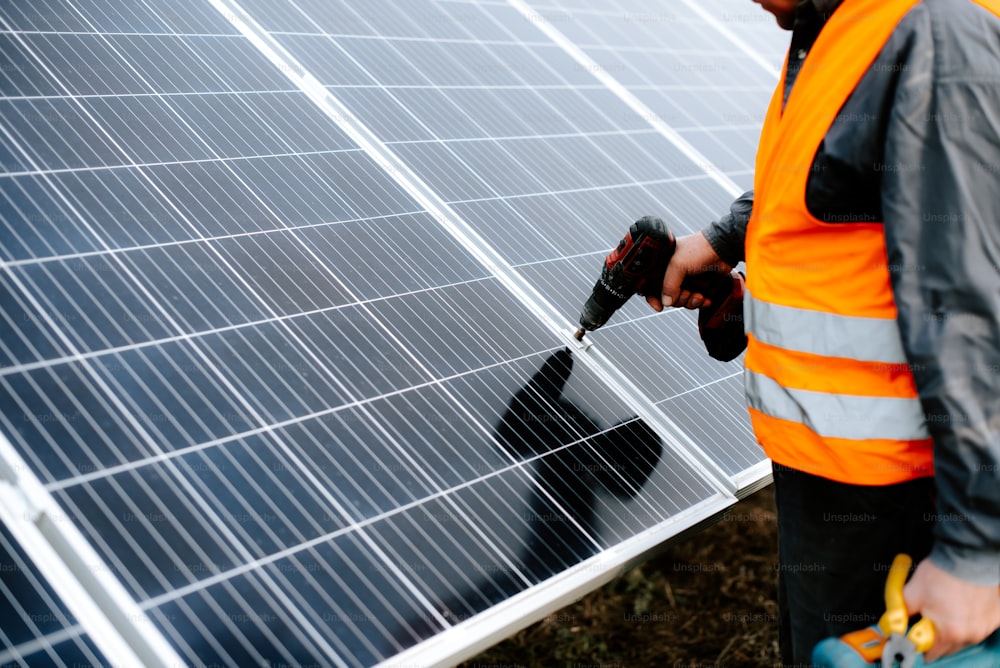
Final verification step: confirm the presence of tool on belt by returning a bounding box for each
[573,216,746,361]
[812,553,1000,667]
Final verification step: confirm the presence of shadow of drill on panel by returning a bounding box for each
[393,349,663,649]
[494,347,663,584]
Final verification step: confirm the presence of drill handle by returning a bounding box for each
[679,270,737,307]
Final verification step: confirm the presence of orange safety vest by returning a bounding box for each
[744,0,999,485]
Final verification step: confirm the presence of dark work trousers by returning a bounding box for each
[773,463,936,666]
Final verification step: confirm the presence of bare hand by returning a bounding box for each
[644,232,731,311]
[902,557,1000,661]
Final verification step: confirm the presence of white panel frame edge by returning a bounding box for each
[376,493,731,668]
[0,433,185,667]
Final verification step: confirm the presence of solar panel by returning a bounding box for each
[0,1,783,666]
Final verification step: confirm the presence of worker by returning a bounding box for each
[646,0,1000,664]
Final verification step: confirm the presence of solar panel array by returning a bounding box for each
[0,1,785,666]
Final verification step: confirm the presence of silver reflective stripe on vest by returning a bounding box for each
[745,370,930,441]
[745,291,908,364]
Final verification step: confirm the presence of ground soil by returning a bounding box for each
[459,485,781,668]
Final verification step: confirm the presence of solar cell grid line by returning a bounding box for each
[3,1,736,664]
[0,0,728,644]
[230,0,765,486]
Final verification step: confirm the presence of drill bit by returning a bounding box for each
[573,327,586,341]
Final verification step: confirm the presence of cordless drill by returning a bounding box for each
[574,216,747,362]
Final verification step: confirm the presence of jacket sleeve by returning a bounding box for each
[881,4,1000,586]
[701,189,753,268]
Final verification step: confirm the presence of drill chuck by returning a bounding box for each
[577,216,675,335]
[578,277,632,332]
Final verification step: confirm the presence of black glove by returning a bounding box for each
[697,271,747,362]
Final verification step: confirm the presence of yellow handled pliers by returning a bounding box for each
[880,554,936,668]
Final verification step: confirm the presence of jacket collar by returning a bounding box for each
[802,0,845,23]
[781,0,846,105]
